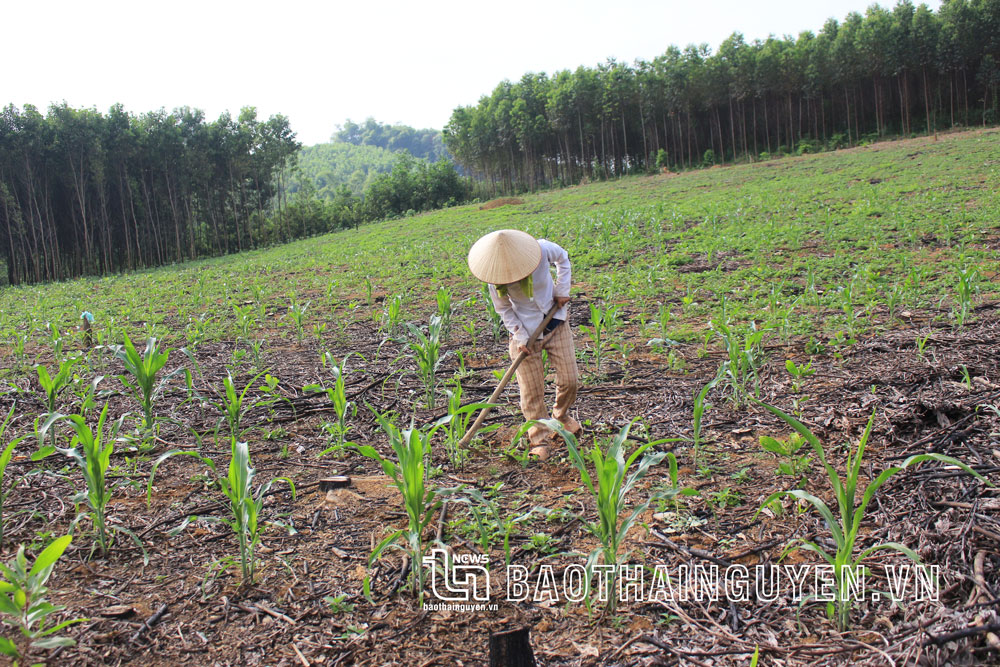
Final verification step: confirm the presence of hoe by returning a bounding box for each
[457,306,558,448]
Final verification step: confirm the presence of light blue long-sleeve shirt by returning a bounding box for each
[488,239,571,347]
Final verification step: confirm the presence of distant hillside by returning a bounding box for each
[286,143,409,199]
[334,117,447,162]
[286,118,449,200]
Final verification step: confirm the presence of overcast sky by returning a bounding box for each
[5,0,941,146]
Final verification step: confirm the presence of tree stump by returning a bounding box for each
[489,627,536,667]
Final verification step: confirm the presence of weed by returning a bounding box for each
[759,432,812,482]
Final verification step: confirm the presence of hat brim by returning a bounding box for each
[467,230,541,284]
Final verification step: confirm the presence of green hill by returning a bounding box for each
[286,142,411,199]
[287,118,449,199]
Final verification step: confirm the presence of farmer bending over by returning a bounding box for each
[467,229,581,460]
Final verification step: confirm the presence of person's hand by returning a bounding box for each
[517,344,532,356]
[554,295,571,308]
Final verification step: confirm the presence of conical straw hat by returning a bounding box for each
[467,230,541,284]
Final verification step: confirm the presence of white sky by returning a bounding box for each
[5,0,941,146]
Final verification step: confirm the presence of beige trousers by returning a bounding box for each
[508,321,580,445]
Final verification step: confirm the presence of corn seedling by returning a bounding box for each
[233,304,256,337]
[287,298,309,343]
[753,401,990,631]
[364,277,374,307]
[356,411,449,603]
[404,316,446,409]
[915,333,931,359]
[655,452,700,514]
[380,295,404,335]
[433,382,497,468]
[481,284,505,342]
[114,334,184,434]
[215,371,285,445]
[36,405,139,558]
[9,329,30,368]
[45,323,64,361]
[435,286,454,339]
[542,418,668,611]
[35,357,77,450]
[954,267,976,327]
[185,314,212,351]
[0,406,26,551]
[710,320,765,407]
[219,441,295,583]
[0,535,85,662]
[690,374,719,470]
[305,354,361,458]
[581,302,621,377]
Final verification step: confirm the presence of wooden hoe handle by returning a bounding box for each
[457,306,560,447]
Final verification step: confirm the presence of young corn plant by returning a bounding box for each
[433,382,496,469]
[542,418,668,612]
[753,401,990,631]
[115,334,183,435]
[689,374,719,470]
[581,302,621,377]
[36,405,137,558]
[380,295,404,336]
[0,535,85,663]
[218,441,295,583]
[656,452,701,514]
[0,407,26,551]
[953,267,976,327]
[215,371,285,445]
[356,411,448,603]
[233,304,257,338]
[404,316,446,409]
[435,286,454,339]
[305,355,359,458]
[710,320,765,407]
[35,357,77,450]
[481,284,505,342]
[287,298,309,343]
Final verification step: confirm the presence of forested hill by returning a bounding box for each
[445,0,1000,193]
[333,118,447,161]
[286,118,449,200]
[286,143,407,199]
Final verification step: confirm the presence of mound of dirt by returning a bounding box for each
[478,197,524,210]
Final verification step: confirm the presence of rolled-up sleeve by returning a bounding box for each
[489,284,529,346]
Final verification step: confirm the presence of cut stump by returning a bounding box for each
[489,627,536,667]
